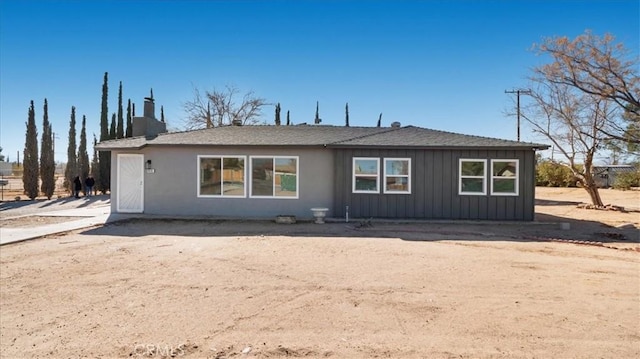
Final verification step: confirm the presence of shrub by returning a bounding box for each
[612,169,640,190]
[536,161,576,187]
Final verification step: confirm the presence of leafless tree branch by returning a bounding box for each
[182,85,267,130]
[533,31,639,145]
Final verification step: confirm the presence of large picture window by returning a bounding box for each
[384,158,411,194]
[250,156,298,198]
[459,159,486,195]
[491,159,519,195]
[198,156,246,197]
[353,157,380,193]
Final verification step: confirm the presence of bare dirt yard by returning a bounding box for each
[1,187,638,358]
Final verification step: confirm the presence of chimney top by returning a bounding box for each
[143,95,155,119]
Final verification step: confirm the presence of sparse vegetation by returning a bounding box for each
[612,167,640,190]
[536,160,578,187]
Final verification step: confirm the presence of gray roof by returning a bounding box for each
[96,125,549,150]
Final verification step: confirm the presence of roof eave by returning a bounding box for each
[95,144,147,151]
[328,144,550,150]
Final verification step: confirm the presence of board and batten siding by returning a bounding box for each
[333,148,537,221]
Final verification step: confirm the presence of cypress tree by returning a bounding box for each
[161,105,165,123]
[286,110,290,126]
[377,113,382,127]
[91,133,104,193]
[99,72,109,141]
[40,99,55,199]
[345,103,350,127]
[78,115,90,194]
[314,101,321,124]
[23,101,39,200]
[125,99,133,137]
[206,102,212,128]
[275,103,281,125]
[132,102,136,117]
[91,134,99,189]
[109,113,116,140]
[116,81,124,139]
[98,72,110,193]
[64,106,77,192]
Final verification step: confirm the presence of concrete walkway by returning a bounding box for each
[0,205,116,245]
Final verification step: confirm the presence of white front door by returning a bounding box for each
[117,154,144,213]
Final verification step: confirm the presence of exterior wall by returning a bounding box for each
[333,148,537,221]
[109,146,334,218]
[592,166,635,188]
[106,145,537,220]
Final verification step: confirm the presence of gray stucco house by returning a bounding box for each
[97,98,548,221]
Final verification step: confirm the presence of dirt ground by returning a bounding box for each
[0,187,638,358]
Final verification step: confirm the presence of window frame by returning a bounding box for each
[383,158,411,194]
[197,155,247,198]
[352,157,380,194]
[249,155,299,199]
[458,159,487,196]
[490,159,519,196]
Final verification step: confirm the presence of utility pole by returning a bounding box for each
[505,89,531,142]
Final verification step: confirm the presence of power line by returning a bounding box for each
[505,89,531,142]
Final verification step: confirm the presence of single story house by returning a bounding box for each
[96,97,548,221]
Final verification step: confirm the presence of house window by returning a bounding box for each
[198,156,246,197]
[384,158,411,194]
[491,159,519,195]
[353,157,380,193]
[250,156,298,198]
[459,159,486,195]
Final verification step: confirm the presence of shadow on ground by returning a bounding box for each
[0,195,109,213]
[535,198,582,206]
[80,213,639,247]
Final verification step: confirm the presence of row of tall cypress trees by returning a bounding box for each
[22,99,56,200]
[22,72,136,200]
[22,99,91,200]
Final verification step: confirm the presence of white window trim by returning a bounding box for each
[490,159,519,196]
[459,159,487,196]
[383,158,411,194]
[197,155,247,198]
[249,155,299,199]
[353,157,380,194]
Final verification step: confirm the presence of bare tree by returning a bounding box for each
[533,31,639,144]
[182,85,267,130]
[524,68,617,206]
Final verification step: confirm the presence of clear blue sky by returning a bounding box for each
[1,0,638,163]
